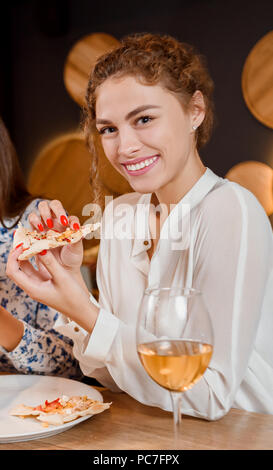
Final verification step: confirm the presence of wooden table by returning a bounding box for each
[0,387,272,450]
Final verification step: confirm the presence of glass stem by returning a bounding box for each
[170,391,182,448]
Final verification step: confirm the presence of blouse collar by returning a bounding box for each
[131,167,222,258]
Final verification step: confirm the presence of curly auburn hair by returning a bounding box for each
[83,32,215,207]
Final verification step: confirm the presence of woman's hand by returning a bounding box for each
[6,200,99,333]
[7,245,99,333]
[28,199,83,272]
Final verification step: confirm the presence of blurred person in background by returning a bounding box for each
[0,116,82,379]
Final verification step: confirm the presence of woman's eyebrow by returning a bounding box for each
[96,105,161,125]
[126,104,161,120]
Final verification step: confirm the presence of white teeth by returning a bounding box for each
[126,156,158,172]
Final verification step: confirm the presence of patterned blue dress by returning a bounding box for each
[0,199,83,379]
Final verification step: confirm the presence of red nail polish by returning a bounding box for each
[16,243,23,249]
[73,223,80,230]
[40,250,47,256]
[47,218,54,228]
[60,215,68,226]
[38,224,44,232]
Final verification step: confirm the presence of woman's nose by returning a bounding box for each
[118,128,141,157]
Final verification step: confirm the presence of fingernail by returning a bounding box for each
[60,215,68,226]
[38,224,44,232]
[16,243,23,249]
[40,250,47,256]
[47,218,54,228]
[73,223,80,230]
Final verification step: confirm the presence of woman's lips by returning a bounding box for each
[122,155,160,176]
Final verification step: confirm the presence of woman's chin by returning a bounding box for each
[128,179,162,194]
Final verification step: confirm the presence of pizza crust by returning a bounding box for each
[13,222,100,260]
[9,403,41,416]
[37,401,111,425]
[10,395,111,426]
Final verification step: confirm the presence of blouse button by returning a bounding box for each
[74,326,80,332]
[143,240,149,246]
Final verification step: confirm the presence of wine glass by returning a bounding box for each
[136,286,213,445]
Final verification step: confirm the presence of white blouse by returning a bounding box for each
[55,168,273,420]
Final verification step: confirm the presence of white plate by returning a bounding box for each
[0,375,103,443]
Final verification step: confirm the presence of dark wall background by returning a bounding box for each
[1,0,273,186]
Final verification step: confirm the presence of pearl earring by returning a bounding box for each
[192,125,197,131]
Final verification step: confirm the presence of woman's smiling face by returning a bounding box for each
[95,75,198,195]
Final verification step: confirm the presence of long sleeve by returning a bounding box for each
[54,236,123,391]
[184,184,273,418]
[0,283,82,379]
[0,300,82,379]
[54,182,273,418]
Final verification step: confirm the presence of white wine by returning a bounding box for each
[138,339,213,392]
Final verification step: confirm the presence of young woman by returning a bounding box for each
[6,33,273,419]
[0,116,82,379]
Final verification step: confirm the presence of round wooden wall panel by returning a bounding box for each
[27,133,95,223]
[242,30,273,129]
[64,33,120,107]
[226,161,273,215]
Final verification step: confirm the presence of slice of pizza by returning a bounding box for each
[10,395,111,426]
[13,221,100,260]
